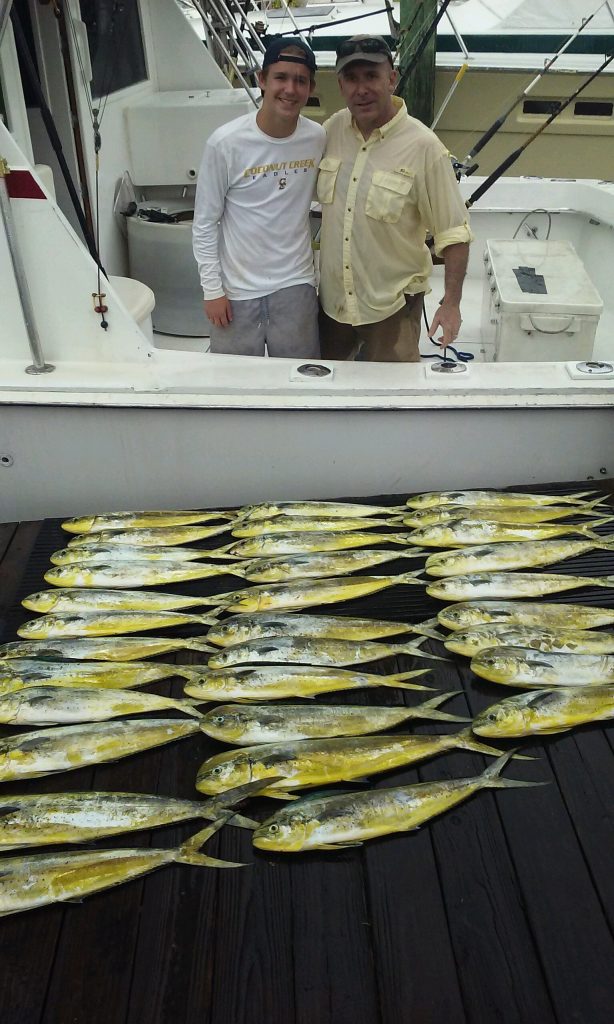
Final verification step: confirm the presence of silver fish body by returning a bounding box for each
[405,489,599,509]
[226,531,412,557]
[471,646,614,687]
[0,719,200,782]
[206,611,425,647]
[44,561,242,589]
[200,573,422,614]
[402,500,605,527]
[437,600,614,633]
[232,515,403,538]
[236,548,422,583]
[252,751,542,851]
[184,666,431,702]
[17,610,217,640]
[207,635,441,670]
[0,636,211,662]
[426,571,614,601]
[472,686,614,737]
[0,658,191,691]
[408,518,608,548]
[425,538,614,577]
[196,727,508,797]
[0,685,202,725]
[22,587,216,614]
[66,523,232,546]
[200,695,468,744]
[50,543,231,565]
[237,501,405,521]
[445,625,614,658]
[62,510,231,533]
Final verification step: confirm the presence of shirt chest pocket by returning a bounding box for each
[366,169,414,223]
[316,156,342,204]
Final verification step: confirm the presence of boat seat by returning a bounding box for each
[108,275,156,344]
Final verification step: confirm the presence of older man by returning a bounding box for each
[318,35,472,362]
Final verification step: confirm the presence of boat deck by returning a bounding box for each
[1,489,614,1024]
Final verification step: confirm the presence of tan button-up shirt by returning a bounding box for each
[318,98,473,326]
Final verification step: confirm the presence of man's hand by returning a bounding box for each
[428,301,461,349]
[205,296,233,328]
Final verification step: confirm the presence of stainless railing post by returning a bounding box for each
[0,0,13,48]
[0,157,55,374]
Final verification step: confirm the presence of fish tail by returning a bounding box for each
[181,700,205,719]
[382,669,434,690]
[399,549,427,560]
[412,617,447,640]
[204,544,238,560]
[201,778,282,829]
[176,814,246,868]
[481,750,548,789]
[567,490,603,502]
[455,728,533,760]
[398,640,449,662]
[182,640,215,653]
[397,571,426,585]
[596,537,614,551]
[594,575,614,587]
[412,692,472,723]
[580,516,614,536]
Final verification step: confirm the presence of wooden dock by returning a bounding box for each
[1,495,614,1024]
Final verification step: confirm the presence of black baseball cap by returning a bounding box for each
[335,35,394,74]
[262,36,317,73]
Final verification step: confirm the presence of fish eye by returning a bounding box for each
[268,823,280,834]
[212,716,226,725]
[487,712,498,722]
[211,765,225,776]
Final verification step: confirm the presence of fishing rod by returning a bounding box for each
[460,0,610,175]
[395,0,453,98]
[466,52,614,209]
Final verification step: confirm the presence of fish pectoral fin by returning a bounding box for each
[314,841,363,850]
[259,788,299,800]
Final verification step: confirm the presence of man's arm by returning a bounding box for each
[428,241,469,348]
[192,142,233,327]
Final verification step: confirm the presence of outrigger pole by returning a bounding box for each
[466,52,614,209]
[460,0,610,175]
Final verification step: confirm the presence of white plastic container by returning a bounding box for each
[481,240,603,362]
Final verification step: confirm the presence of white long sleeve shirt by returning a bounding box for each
[193,112,325,301]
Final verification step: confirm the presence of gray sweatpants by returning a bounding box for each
[208,284,320,358]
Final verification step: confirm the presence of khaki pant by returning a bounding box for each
[319,294,424,363]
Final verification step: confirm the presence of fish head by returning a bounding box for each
[207,619,252,646]
[472,696,528,737]
[472,648,522,682]
[196,752,252,794]
[22,591,60,613]
[444,630,486,656]
[252,809,311,852]
[62,516,95,533]
[202,707,251,742]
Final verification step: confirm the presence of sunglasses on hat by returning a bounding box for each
[335,37,393,60]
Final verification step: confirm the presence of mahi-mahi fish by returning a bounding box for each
[184,665,432,703]
[471,646,614,687]
[425,538,614,577]
[200,695,468,744]
[206,635,445,670]
[50,543,237,565]
[0,719,200,782]
[0,779,264,850]
[61,510,233,533]
[405,489,601,509]
[44,561,244,589]
[0,685,203,725]
[402,498,605,527]
[234,548,423,583]
[196,729,522,799]
[0,636,212,662]
[0,658,194,692]
[236,501,406,520]
[66,523,232,546]
[206,611,442,647]
[231,515,405,538]
[251,751,542,851]
[426,570,614,601]
[472,686,614,737]
[437,600,614,633]
[444,625,614,658]
[225,531,417,557]
[17,610,218,640]
[407,517,612,548]
[0,815,253,916]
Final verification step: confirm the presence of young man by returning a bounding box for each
[192,37,325,357]
[317,35,472,362]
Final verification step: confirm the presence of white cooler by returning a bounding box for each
[481,240,603,362]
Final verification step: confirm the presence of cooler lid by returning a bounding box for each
[485,240,604,316]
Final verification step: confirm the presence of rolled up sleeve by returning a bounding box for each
[416,151,473,257]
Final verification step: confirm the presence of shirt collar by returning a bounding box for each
[349,96,407,141]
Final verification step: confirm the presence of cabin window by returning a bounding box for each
[573,101,613,118]
[522,100,560,116]
[79,1,147,99]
